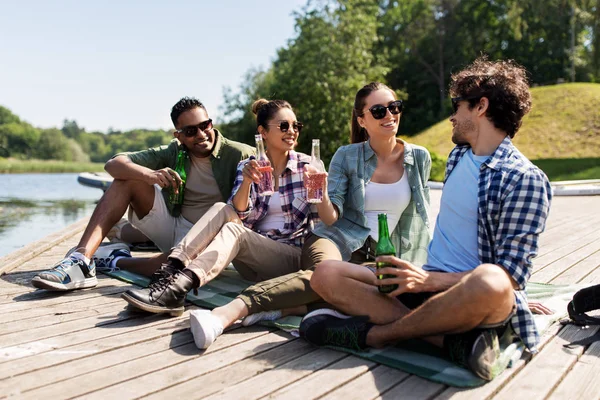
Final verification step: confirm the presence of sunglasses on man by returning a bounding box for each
[177,119,213,137]
[267,121,304,133]
[451,96,482,114]
[365,100,404,120]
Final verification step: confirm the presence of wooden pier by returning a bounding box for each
[1,191,599,399]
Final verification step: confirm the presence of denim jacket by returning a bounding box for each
[312,139,432,265]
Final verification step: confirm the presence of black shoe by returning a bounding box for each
[121,265,193,317]
[444,328,501,381]
[299,308,373,352]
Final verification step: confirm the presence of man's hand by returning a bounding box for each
[146,168,182,192]
[528,301,554,315]
[373,256,431,297]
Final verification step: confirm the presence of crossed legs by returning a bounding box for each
[310,261,515,348]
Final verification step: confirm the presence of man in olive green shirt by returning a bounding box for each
[31,97,254,292]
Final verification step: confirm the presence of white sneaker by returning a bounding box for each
[189,310,224,349]
[31,255,97,291]
[242,310,283,326]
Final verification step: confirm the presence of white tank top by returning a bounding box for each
[364,170,411,241]
[255,192,286,232]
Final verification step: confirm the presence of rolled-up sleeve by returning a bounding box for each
[327,148,349,218]
[495,169,552,290]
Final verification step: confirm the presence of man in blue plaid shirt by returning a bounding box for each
[300,57,552,381]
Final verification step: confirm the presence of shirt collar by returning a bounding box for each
[209,129,224,159]
[483,135,513,171]
[284,150,300,173]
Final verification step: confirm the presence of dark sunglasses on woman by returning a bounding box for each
[267,121,304,133]
[177,119,213,137]
[365,100,403,120]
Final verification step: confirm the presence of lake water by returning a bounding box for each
[0,173,103,257]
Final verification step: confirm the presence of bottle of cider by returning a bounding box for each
[255,134,274,196]
[376,213,398,294]
[306,139,326,203]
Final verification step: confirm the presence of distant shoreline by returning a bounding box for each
[0,158,105,174]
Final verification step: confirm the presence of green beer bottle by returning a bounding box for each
[376,213,398,294]
[169,150,187,206]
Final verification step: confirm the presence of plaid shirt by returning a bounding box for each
[228,150,320,247]
[445,136,552,353]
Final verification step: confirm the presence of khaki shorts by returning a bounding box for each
[127,185,193,253]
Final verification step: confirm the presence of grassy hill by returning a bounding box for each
[408,83,600,181]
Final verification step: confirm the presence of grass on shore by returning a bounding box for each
[0,158,105,173]
[410,83,600,160]
[531,158,600,181]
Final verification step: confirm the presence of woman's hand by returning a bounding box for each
[242,159,272,184]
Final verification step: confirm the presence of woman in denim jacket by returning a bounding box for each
[192,83,432,349]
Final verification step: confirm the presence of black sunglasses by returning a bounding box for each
[177,119,213,137]
[451,96,482,113]
[267,121,304,133]
[365,100,403,120]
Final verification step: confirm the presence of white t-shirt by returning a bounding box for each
[364,170,411,241]
[255,192,286,232]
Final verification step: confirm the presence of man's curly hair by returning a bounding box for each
[450,57,532,138]
[170,97,206,127]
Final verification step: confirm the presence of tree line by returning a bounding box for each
[0,106,170,163]
[1,0,598,166]
[220,0,600,163]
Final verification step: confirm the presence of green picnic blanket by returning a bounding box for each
[104,268,581,388]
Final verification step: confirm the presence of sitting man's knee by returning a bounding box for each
[310,260,341,299]
[467,263,513,300]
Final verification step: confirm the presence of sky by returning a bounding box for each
[0,0,309,132]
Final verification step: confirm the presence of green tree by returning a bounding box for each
[222,0,390,163]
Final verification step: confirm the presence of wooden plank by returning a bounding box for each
[0,308,174,363]
[40,330,290,400]
[0,277,129,319]
[203,348,348,400]
[261,356,377,400]
[1,328,193,396]
[0,298,124,336]
[533,239,600,283]
[0,217,87,275]
[375,375,445,400]
[552,247,600,285]
[0,311,197,379]
[493,324,599,399]
[141,339,314,400]
[547,338,600,400]
[320,365,409,400]
[533,229,600,269]
[0,287,127,325]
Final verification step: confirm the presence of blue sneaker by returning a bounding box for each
[31,256,97,291]
[92,242,131,272]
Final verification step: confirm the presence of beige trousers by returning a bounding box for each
[169,202,302,286]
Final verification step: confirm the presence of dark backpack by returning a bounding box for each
[563,284,600,348]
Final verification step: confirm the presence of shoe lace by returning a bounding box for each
[325,322,362,351]
[148,268,179,295]
[50,258,79,278]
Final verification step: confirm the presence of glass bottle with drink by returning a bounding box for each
[305,139,327,203]
[376,213,398,294]
[169,149,187,206]
[255,134,274,196]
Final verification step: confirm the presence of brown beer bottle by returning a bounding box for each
[376,213,398,294]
